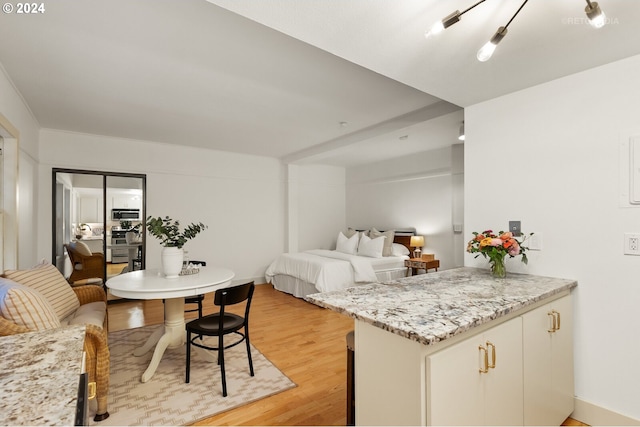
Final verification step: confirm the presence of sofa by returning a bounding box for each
[0,261,110,421]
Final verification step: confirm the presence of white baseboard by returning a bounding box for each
[572,397,640,426]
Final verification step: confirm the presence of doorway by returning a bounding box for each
[52,169,146,286]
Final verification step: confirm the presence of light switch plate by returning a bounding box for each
[529,233,543,251]
[509,221,521,236]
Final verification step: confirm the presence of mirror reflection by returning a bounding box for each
[52,169,146,299]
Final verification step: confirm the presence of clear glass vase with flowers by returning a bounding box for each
[467,229,533,278]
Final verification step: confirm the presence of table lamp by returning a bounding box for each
[410,235,425,259]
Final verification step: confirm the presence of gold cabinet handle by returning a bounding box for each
[547,311,557,332]
[88,381,97,400]
[486,341,496,369]
[479,345,489,373]
[548,310,561,332]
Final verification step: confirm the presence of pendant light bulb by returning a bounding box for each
[477,27,507,62]
[425,11,461,38]
[425,21,445,38]
[458,123,465,141]
[585,1,606,28]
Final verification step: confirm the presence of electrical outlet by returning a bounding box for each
[624,233,640,255]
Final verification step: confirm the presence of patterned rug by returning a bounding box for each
[91,325,296,426]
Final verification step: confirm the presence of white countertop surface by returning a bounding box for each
[306,267,577,346]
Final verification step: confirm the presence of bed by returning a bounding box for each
[266,228,415,298]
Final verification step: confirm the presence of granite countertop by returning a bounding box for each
[0,325,86,426]
[306,267,577,346]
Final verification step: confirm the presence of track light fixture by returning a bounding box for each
[458,122,465,141]
[425,0,488,38]
[426,0,607,62]
[585,0,606,28]
[477,0,529,62]
[477,26,507,62]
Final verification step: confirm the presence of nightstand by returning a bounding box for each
[404,258,440,276]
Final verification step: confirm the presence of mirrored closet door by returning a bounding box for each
[52,169,146,291]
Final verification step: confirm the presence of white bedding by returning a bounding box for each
[265,249,408,294]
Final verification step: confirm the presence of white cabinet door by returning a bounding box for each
[551,296,574,423]
[428,330,484,425]
[79,197,104,223]
[112,196,141,209]
[484,319,524,425]
[428,317,523,426]
[523,295,574,426]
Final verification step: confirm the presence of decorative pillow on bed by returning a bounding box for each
[369,228,395,257]
[357,234,386,258]
[336,231,359,255]
[342,227,359,238]
[392,243,410,256]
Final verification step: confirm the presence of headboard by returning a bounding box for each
[393,229,417,253]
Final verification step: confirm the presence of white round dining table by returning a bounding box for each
[106,266,235,382]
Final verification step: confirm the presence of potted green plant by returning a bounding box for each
[145,216,207,278]
[119,220,132,230]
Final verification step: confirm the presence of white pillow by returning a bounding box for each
[357,234,386,258]
[391,243,410,256]
[336,231,359,255]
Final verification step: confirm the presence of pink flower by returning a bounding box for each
[508,241,521,256]
[490,238,502,247]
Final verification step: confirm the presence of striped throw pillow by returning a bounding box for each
[4,261,80,321]
[0,278,61,330]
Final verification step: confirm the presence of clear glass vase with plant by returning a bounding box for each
[466,229,533,278]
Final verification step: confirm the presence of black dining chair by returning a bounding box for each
[184,260,207,317]
[185,281,255,397]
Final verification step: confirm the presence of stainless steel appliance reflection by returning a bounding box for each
[110,230,129,264]
[111,208,140,221]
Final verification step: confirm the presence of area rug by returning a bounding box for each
[90,325,296,426]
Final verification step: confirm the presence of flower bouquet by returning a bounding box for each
[466,230,533,278]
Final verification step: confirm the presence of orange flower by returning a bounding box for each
[500,232,513,241]
[503,238,515,248]
[475,234,485,241]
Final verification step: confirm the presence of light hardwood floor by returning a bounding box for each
[108,283,354,425]
[106,283,587,426]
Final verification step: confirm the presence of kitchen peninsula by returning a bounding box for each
[306,267,577,426]
[0,325,86,426]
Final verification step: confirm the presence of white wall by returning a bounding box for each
[0,65,40,269]
[287,164,346,252]
[38,129,287,284]
[346,145,464,270]
[465,54,640,422]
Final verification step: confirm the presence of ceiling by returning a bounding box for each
[1,1,639,167]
